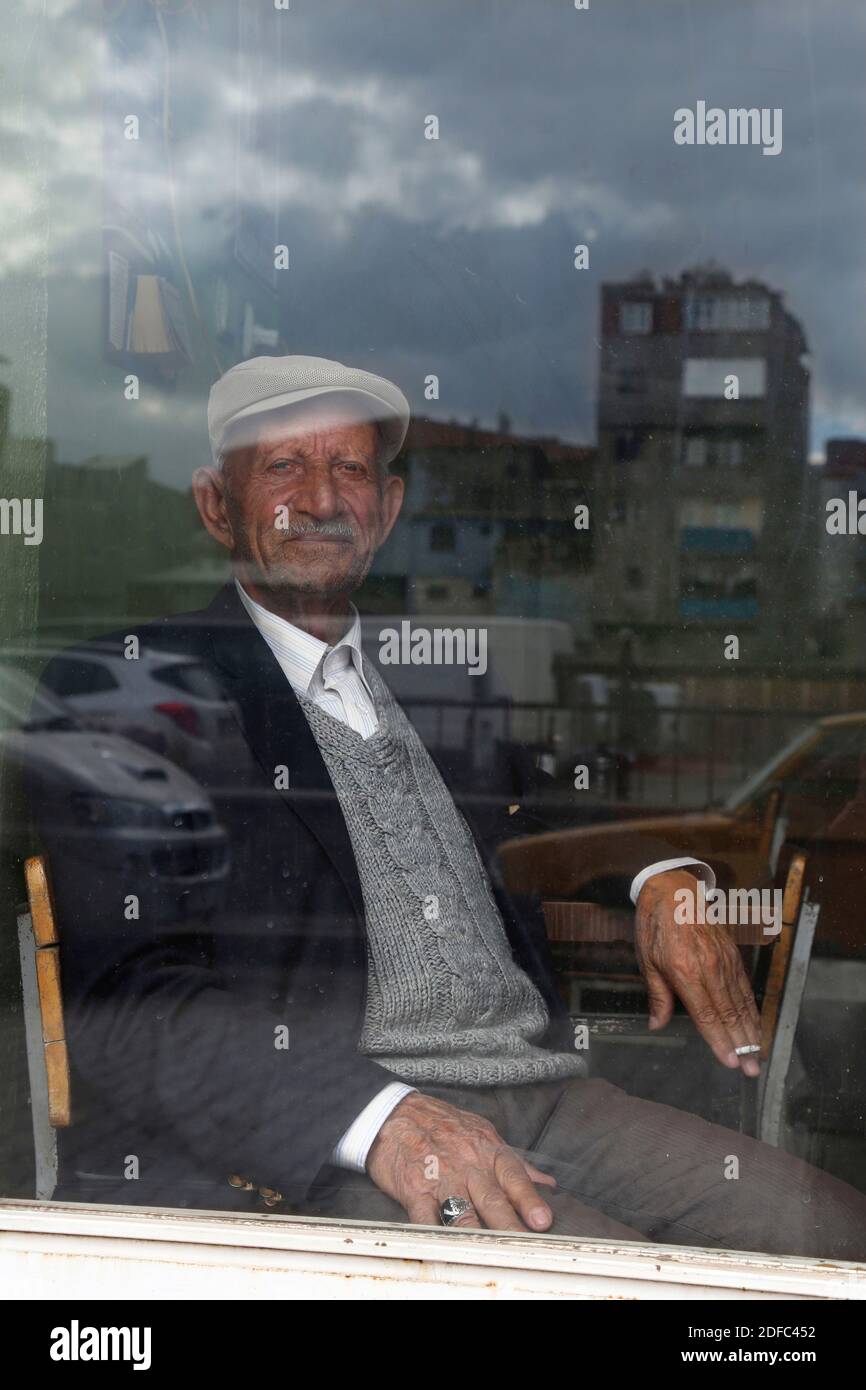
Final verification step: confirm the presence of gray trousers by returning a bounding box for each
[301,1076,866,1262]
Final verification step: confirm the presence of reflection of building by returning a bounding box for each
[593,267,810,663]
[365,419,595,640]
[813,439,866,663]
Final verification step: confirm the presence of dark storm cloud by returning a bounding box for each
[259,0,866,449]
[9,0,863,480]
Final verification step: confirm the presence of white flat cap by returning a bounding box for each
[208,354,410,465]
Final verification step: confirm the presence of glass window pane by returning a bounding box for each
[1,0,864,1274]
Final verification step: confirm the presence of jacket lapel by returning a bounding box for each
[201,583,366,922]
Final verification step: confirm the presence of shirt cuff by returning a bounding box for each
[330,1082,417,1173]
[629,857,716,906]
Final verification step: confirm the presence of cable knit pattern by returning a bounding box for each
[296,664,587,1086]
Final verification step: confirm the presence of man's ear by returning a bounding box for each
[192,465,234,551]
[377,471,405,547]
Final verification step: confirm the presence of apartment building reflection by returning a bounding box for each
[593,267,810,667]
[366,417,595,632]
[813,438,866,664]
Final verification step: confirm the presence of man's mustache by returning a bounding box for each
[276,518,357,540]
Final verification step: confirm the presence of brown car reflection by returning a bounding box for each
[499,713,866,958]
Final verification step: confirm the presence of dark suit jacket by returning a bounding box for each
[31,583,684,1213]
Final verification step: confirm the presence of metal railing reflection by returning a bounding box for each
[397,696,818,811]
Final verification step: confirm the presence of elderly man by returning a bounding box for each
[37,356,866,1257]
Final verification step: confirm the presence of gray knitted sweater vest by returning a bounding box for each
[297,665,587,1087]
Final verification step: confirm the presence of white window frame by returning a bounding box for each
[1,1199,864,1299]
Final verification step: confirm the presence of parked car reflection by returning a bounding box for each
[499,713,866,912]
[0,660,228,922]
[2,642,246,789]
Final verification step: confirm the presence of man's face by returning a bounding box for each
[196,397,404,602]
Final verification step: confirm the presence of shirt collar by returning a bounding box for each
[234,578,373,700]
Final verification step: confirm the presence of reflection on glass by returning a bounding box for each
[0,0,864,1265]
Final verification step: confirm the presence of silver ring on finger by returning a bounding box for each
[439,1196,474,1227]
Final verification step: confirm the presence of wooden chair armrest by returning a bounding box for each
[24,855,71,1127]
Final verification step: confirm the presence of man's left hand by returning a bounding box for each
[634,868,762,1076]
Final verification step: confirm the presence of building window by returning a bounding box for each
[683,434,746,468]
[680,526,757,556]
[685,295,771,332]
[684,436,707,467]
[429,521,456,552]
[681,498,764,532]
[683,357,766,398]
[680,560,758,610]
[615,367,647,394]
[619,300,653,334]
[615,430,644,462]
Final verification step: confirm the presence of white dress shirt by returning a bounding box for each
[235,580,714,1172]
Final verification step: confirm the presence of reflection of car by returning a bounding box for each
[498,713,866,903]
[0,661,229,921]
[7,642,245,787]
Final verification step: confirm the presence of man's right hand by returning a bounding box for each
[366,1091,557,1232]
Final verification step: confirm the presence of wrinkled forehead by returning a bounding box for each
[220,392,383,462]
